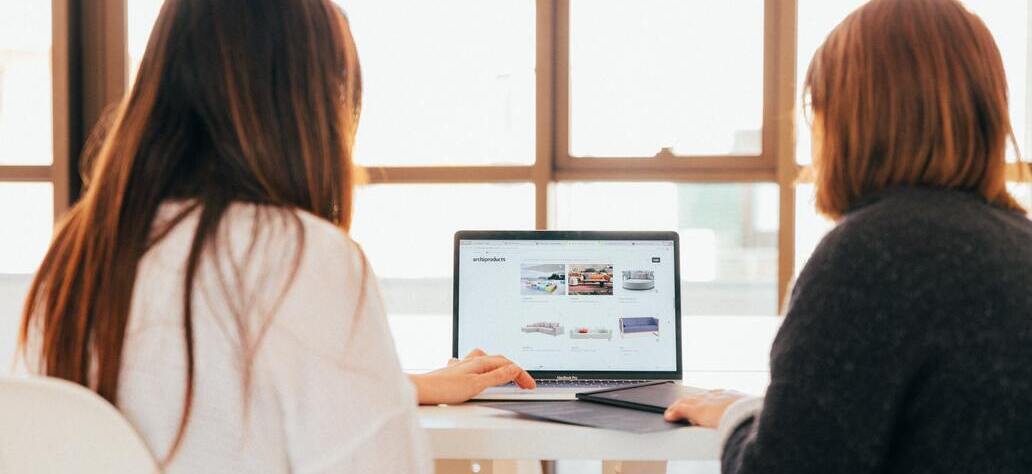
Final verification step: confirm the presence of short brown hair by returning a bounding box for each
[804,0,1023,218]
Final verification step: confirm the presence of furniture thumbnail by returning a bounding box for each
[569,327,613,340]
[621,271,655,290]
[522,322,563,336]
[620,317,660,335]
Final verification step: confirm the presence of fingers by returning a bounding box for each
[464,355,518,373]
[449,348,488,367]
[477,363,524,389]
[512,365,536,389]
[663,397,701,423]
[459,351,536,389]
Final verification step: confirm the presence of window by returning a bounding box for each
[38,0,1026,336]
[967,0,1028,161]
[120,1,789,325]
[569,0,764,158]
[130,0,538,166]
[555,183,779,316]
[343,0,537,166]
[350,183,535,318]
[0,183,53,273]
[0,3,52,166]
[0,1,55,273]
[349,183,535,372]
[794,183,834,277]
[795,0,866,167]
[127,0,163,84]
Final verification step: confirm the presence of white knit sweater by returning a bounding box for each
[26,202,431,473]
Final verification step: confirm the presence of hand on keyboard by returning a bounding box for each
[410,348,537,404]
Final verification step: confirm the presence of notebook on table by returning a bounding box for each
[576,380,706,413]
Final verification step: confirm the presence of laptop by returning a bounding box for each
[453,230,683,400]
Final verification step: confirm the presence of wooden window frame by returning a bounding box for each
[0,0,72,218]
[551,0,778,178]
[4,0,799,313]
[0,0,125,221]
[21,0,1032,314]
[39,1,1032,314]
[366,0,800,312]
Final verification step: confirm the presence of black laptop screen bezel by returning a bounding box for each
[452,230,683,381]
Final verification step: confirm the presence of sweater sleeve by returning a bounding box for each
[721,221,925,474]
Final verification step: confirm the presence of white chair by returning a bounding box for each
[0,375,160,473]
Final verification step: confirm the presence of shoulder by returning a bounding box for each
[217,203,366,276]
[807,188,997,272]
[150,201,364,274]
[794,187,1025,306]
[243,206,382,352]
[205,202,377,333]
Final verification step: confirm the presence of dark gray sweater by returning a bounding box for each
[723,187,1032,473]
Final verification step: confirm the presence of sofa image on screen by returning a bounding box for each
[569,327,613,340]
[521,322,563,336]
[619,317,659,336]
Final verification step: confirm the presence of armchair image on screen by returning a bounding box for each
[521,322,564,336]
[619,317,660,337]
[621,270,655,290]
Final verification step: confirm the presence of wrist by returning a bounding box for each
[717,396,764,449]
[408,373,429,405]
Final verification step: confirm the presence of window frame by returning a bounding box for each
[366,0,801,311]
[0,0,69,219]
[0,0,127,220]
[18,0,1032,314]
[1,0,801,312]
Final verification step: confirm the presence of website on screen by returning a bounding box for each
[457,239,678,371]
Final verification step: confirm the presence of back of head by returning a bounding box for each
[127,0,362,222]
[804,0,1022,218]
[20,0,362,464]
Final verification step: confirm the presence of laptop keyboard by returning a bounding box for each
[510,379,651,389]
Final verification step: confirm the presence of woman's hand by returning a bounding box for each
[663,389,748,428]
[410,349,536,405]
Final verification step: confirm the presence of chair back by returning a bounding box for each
[0,375,160,473]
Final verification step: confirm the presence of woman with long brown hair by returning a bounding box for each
[18,0,532,471]
[666,0,1032,472]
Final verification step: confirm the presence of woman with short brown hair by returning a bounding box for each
[666,0,1032,472]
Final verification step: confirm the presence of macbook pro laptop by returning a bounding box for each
[453,231,683,400]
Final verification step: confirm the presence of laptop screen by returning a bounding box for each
[455,236,679,373]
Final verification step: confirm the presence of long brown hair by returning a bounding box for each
[804,0,1023,218]
[20,0,362,462]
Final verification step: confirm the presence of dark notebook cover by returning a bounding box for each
[482,400,687,433]
[576,381,703,414]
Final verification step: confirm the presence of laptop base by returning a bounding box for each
[472,380,662,401]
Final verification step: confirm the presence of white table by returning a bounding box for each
[420,401,719,474]
[402,316,780,473]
